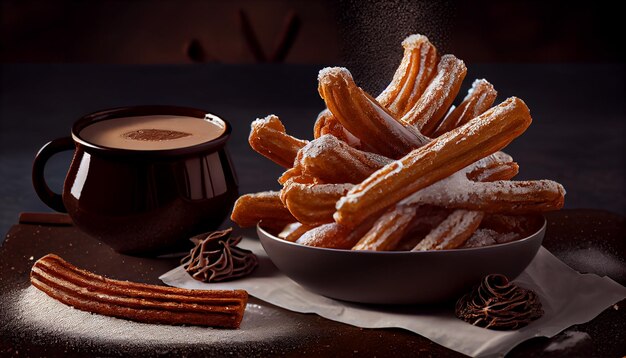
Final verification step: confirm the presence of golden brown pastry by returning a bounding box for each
[377,34,439,117]
[249,115,308,168]
[318,67,429,159]
[281,179,354,225]
[334,97,533,229]
[31,254,248,328]
[401,54,467,136]
[433,79,497,137]
[293,134,392,184]
[231,191,296,231]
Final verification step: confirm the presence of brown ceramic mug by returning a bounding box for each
[32,105,238,255]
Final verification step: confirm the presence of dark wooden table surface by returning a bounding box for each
[0,64,624,356]
[0,209,624,357]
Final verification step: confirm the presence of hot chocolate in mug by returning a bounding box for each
[32,106,238,255]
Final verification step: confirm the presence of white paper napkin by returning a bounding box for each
[160,238,626,357]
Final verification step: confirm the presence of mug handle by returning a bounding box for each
[32,137,75,213]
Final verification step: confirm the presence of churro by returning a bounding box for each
[318,67,429,158]
[278,222,314,242]
[377,34,438,117]
[249,115,308,168]
[31,254,248,328]
[433,79,497,137]
[335,97,532,229]
[281,180,354,225]
[401,54,467,136]
[293,134,392,184]
[297,220,373,249]
[412,210,484,250]
[313,109,364,147]
[231,191,295,231]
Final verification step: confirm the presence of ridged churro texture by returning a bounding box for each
[249,115,308,168]
[433,79,497,137]
[334,97,532,228]
[293,134,392,184]
[281,180,353,225]
[318,67,429,159]
[30,254,248,328]
[377,34,438,117]
[401,54,467,136]
[231,191,295,231]
[237,33,566,251]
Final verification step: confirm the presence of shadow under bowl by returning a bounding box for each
[257,217,546,305]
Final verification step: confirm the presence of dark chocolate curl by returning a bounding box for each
[181,228,259,282]
[455,274,543,330]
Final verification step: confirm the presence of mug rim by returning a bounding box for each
[71,105,232,158]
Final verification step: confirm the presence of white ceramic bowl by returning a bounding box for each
[257,218,546,305]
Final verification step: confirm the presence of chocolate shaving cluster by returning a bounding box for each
[455,274,543,330]
[181,228,258,282]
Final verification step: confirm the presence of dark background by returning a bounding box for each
[2,0,623,65]
[0,0,624,239]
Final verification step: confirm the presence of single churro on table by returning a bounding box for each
[31,254,248,328]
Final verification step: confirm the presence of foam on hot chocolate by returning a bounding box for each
[79,115,225,150]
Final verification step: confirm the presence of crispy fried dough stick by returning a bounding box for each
[401,54,467,136]
[432,79,497,137]
[314,34,438,141]
[280,180,354,225]
[335,97,532,229]
[318,67,429,158]
[377,34,439,117]
[31,254,248,328]
[249,115,308,168]
[293,134,392,184]
[353,154,519,251]
[231,191,295,231]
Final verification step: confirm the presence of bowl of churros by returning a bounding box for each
[257,216,545,304]
[231,34,565,304]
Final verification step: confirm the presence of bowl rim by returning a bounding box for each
[257,215,546,255]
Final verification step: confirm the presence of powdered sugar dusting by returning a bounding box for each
[318,67,352,84]
[251,114,279,128]
[300,134,337,159]
[12,286,298,346]
[402,54,465,128]
[296,223,339,245]
[463,229,498,248]
[365,95,427,148]
[413,210,482,250]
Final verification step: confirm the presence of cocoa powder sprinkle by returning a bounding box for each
[122,129,192,141]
